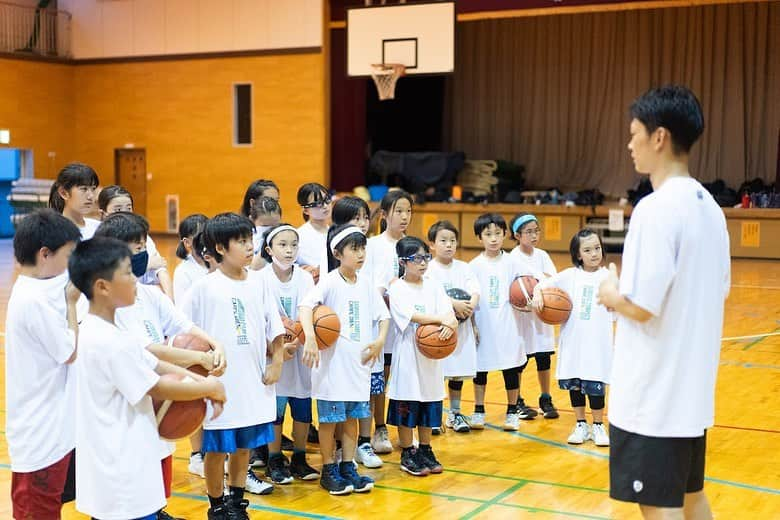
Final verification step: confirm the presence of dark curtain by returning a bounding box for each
[446,2,780,196]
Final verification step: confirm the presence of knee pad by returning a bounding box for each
[569,389,586,408]
[588,394,605,410]
[535,352,551,371]
[448,379,464,391]
[473,371,488,386]
[502,367,520,391]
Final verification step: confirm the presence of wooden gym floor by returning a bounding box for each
[0,237,777,519]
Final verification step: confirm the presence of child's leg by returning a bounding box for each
[335,422,344,454]
[269,423,283,455]
[227,449,250,488]
[190,428,203,452]
[473,372,487,408]
[371,393,386,429]
[536,353,552,395]
[398,425,415,448]
[570,389,587,420]
[292,420,309,450]
[448,379,463,412]
[589,395,605,423]
[418,426,432,446]
[502,367,520,409]
[359,416,372,439]
[341,418,358,462]
[204,451,227,499]
[567,390,589,444]
[318,422,338,464]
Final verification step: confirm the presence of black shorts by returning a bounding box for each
[384,353,392,367]
[609,424,706,508]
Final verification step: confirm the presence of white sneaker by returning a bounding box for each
[567,422,591,445]
[470,412,485,430]
[503,412,520,431]
[446,411,471,433]
[245,469,274,495]
[371,427,393,454]
[355,442,383,468]
[188,452,204,478]
[591,423,610,446]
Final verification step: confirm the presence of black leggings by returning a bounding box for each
[448,379,464,391]
[569,390,605,410]
[473,367,520,391]
[518,352,552,372]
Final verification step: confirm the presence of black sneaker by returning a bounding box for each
[207,503,228,520]
[266,453,293,484]
[157,510,184,520]
[308,424,320,444]
[339,461,374,493]
[225,495,250,520]
[281,434,295,452]
[399,448,430,477]
[320,462,353,495]
[290,451,320,481]
[517,397,538,420]
[249,444,268,468]
[418,445,443,474]
[431,426,443,435]
[539,394,559,419]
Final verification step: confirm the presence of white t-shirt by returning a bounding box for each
[610,176,731,438]
[425,259,480,378]
[296,221,327,267]
[387,278,451,402]
[259,265,315,399]
[173,255,207,303]
[540,267,613,383]
[299,269,390,402]
[79,217,101,240]
[75,314,164,519]
[253,225,272,255]
[509,246,557,355]
[364,232,402,361]
[116,283,193,346]
[5,275,77,472]
[469,251,529,371]
[181,269,284,429]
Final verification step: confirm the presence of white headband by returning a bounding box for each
[330,226,363,253]
[264,225,297,246]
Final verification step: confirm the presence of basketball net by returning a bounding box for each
[370,63,406,100]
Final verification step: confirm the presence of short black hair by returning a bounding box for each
[177,213,208,259]
[241,179,279,217]
[379,190,413,233]
[250,196,281,221]
[332,196,370,226]
[427,220,459,242]
[204,212,254,263]
[97,185,133,212]
[94,212,148,244]
[629,85,704,155]
[68,237,131,300]
[474,213,507,237]
[48,162,100,213]
[297,183,329,221]
[326,223,367,272]
[569,228,606,267]
[397,236,429,277]
[13,209,81,266]
[260,223,299,263]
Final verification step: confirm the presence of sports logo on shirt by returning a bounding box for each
[579,285,594,321]
[348,300,361,341]
[488,276,500,308]
[280,296,293,318]
[231,297,249,345]
[414,304,425,314]
[143,320,162,344]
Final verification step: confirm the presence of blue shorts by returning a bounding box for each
[274,396,313,425]
[202,423,275,453]
[370,372,385,395]
[387,400,443,428]
[559,378,606,396]
[92,515,156,520]
[316,400,371,423]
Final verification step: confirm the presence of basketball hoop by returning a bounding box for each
[370,63,406,100]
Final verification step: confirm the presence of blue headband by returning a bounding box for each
[512,214,538,234]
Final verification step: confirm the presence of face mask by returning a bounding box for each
[131,251,149,277]
[272,256,294,270]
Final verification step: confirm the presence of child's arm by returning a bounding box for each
[409,312,458,340]
[156,268,174,300]
[148,360,227,420]
[299,305,319,369]
[64,281,81,364]
[263,333,286,385]
[186,325,226,374]
[362,318,389,365]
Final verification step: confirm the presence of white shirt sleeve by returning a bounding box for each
[541,251,558,276]
[154,289,194,338]
[28,301,76,364]
[300,278,325,309]
[463,264,481,296]
[107,341,160,407]
[388,284,415,333]
[263,283,286,342]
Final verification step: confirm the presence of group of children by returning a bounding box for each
[5,165,616,520]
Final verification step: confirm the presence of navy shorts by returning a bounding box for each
[387,400,443,428]
[559,378,606,396]
[202,423,275,453]
[317,400,371,423]
[370,372,385,395]
[274,396,313,425]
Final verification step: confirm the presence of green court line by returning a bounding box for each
[171,490,343,519]
[459,480,528,519]
[743,327,780,351]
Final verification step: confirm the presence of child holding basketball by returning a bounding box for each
[469,213,530,431]
[173,213,209,303]
[69,236,226,520]
[534,228,613,446]
[426,220,480,433]
[300,224,390,495]
[296,182,332,283]
[180,213,287,515]
[258,224,320,484]
[509,213,559,420]
[48,162,101,239]
[362,189,413,454]
[387,236,457,475]
[5,210,81,520]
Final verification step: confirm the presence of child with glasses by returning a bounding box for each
[296,183,332,284]
[508,213,559,421]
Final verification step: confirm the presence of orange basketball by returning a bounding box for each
[170,333,211,377]
[281,315,300,344]
[415,324,457,360]
[534,287,573,325]
[152,373,206,441]
[297,305,340,350]
[510,276,538,311]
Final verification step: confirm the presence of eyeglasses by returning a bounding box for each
[402,254,433,265]
[301,198,332,209]
[522,228,541,236]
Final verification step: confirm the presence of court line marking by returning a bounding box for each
[459,481,529,519]
[742,327,780,351]
[722,331,780,341]
[730,284,780,290]
[171,490,343,519]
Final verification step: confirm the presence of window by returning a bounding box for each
[233,83,252,146]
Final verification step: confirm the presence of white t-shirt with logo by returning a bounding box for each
[5,275,77,472]
[539,267,613,383]
[296,221,327,267]
[299,269,390,402]
[173,255,207,303]
[469,251,530,371]
[610,176,731,438]
[75,314,164,520]
[425,259,480,378]
[181,269,284,429]
[387,277,452,402]
[509,246,557,355]
[116,283,193,346]
[259,265,315,399]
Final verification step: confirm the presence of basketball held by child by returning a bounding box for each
[281,315,300,344]
[416,324,458,359]
[297,305,340,350]
[534,287,573,324]
[446,287,472,322]
[169,333,212,376]
[152,373,207,441]
[510,275,538,311]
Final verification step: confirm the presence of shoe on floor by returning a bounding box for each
[399,447,430,477]
[339,461,374,492]
[567,421,591,445]
[207,503,228,520]
[249,444,268,468]
[245,469,274,495]
[503,412,520,431]
[280,434,295,452]
[225,495,250,520]
[470,412,485,430]
[432,426,443,435]
[539,394,559,419]
[266,453,293,484]
[591,423,610,446]
[188,452,205,478]
[371,426,393,454]
[320,462,354,495]
[517,397,538,420]
[355,442,383,468]
[157,510,185,520]
[446,411,471,433]
[308,423,320,444]
[290,451,320,480]
[418,444,443,474]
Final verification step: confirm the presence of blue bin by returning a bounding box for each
[368,185,389,202]
[0,149,21,237]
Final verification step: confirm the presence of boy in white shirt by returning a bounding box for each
[598,85,730,518]
[5,210,81,520]
[69,237,225,520]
